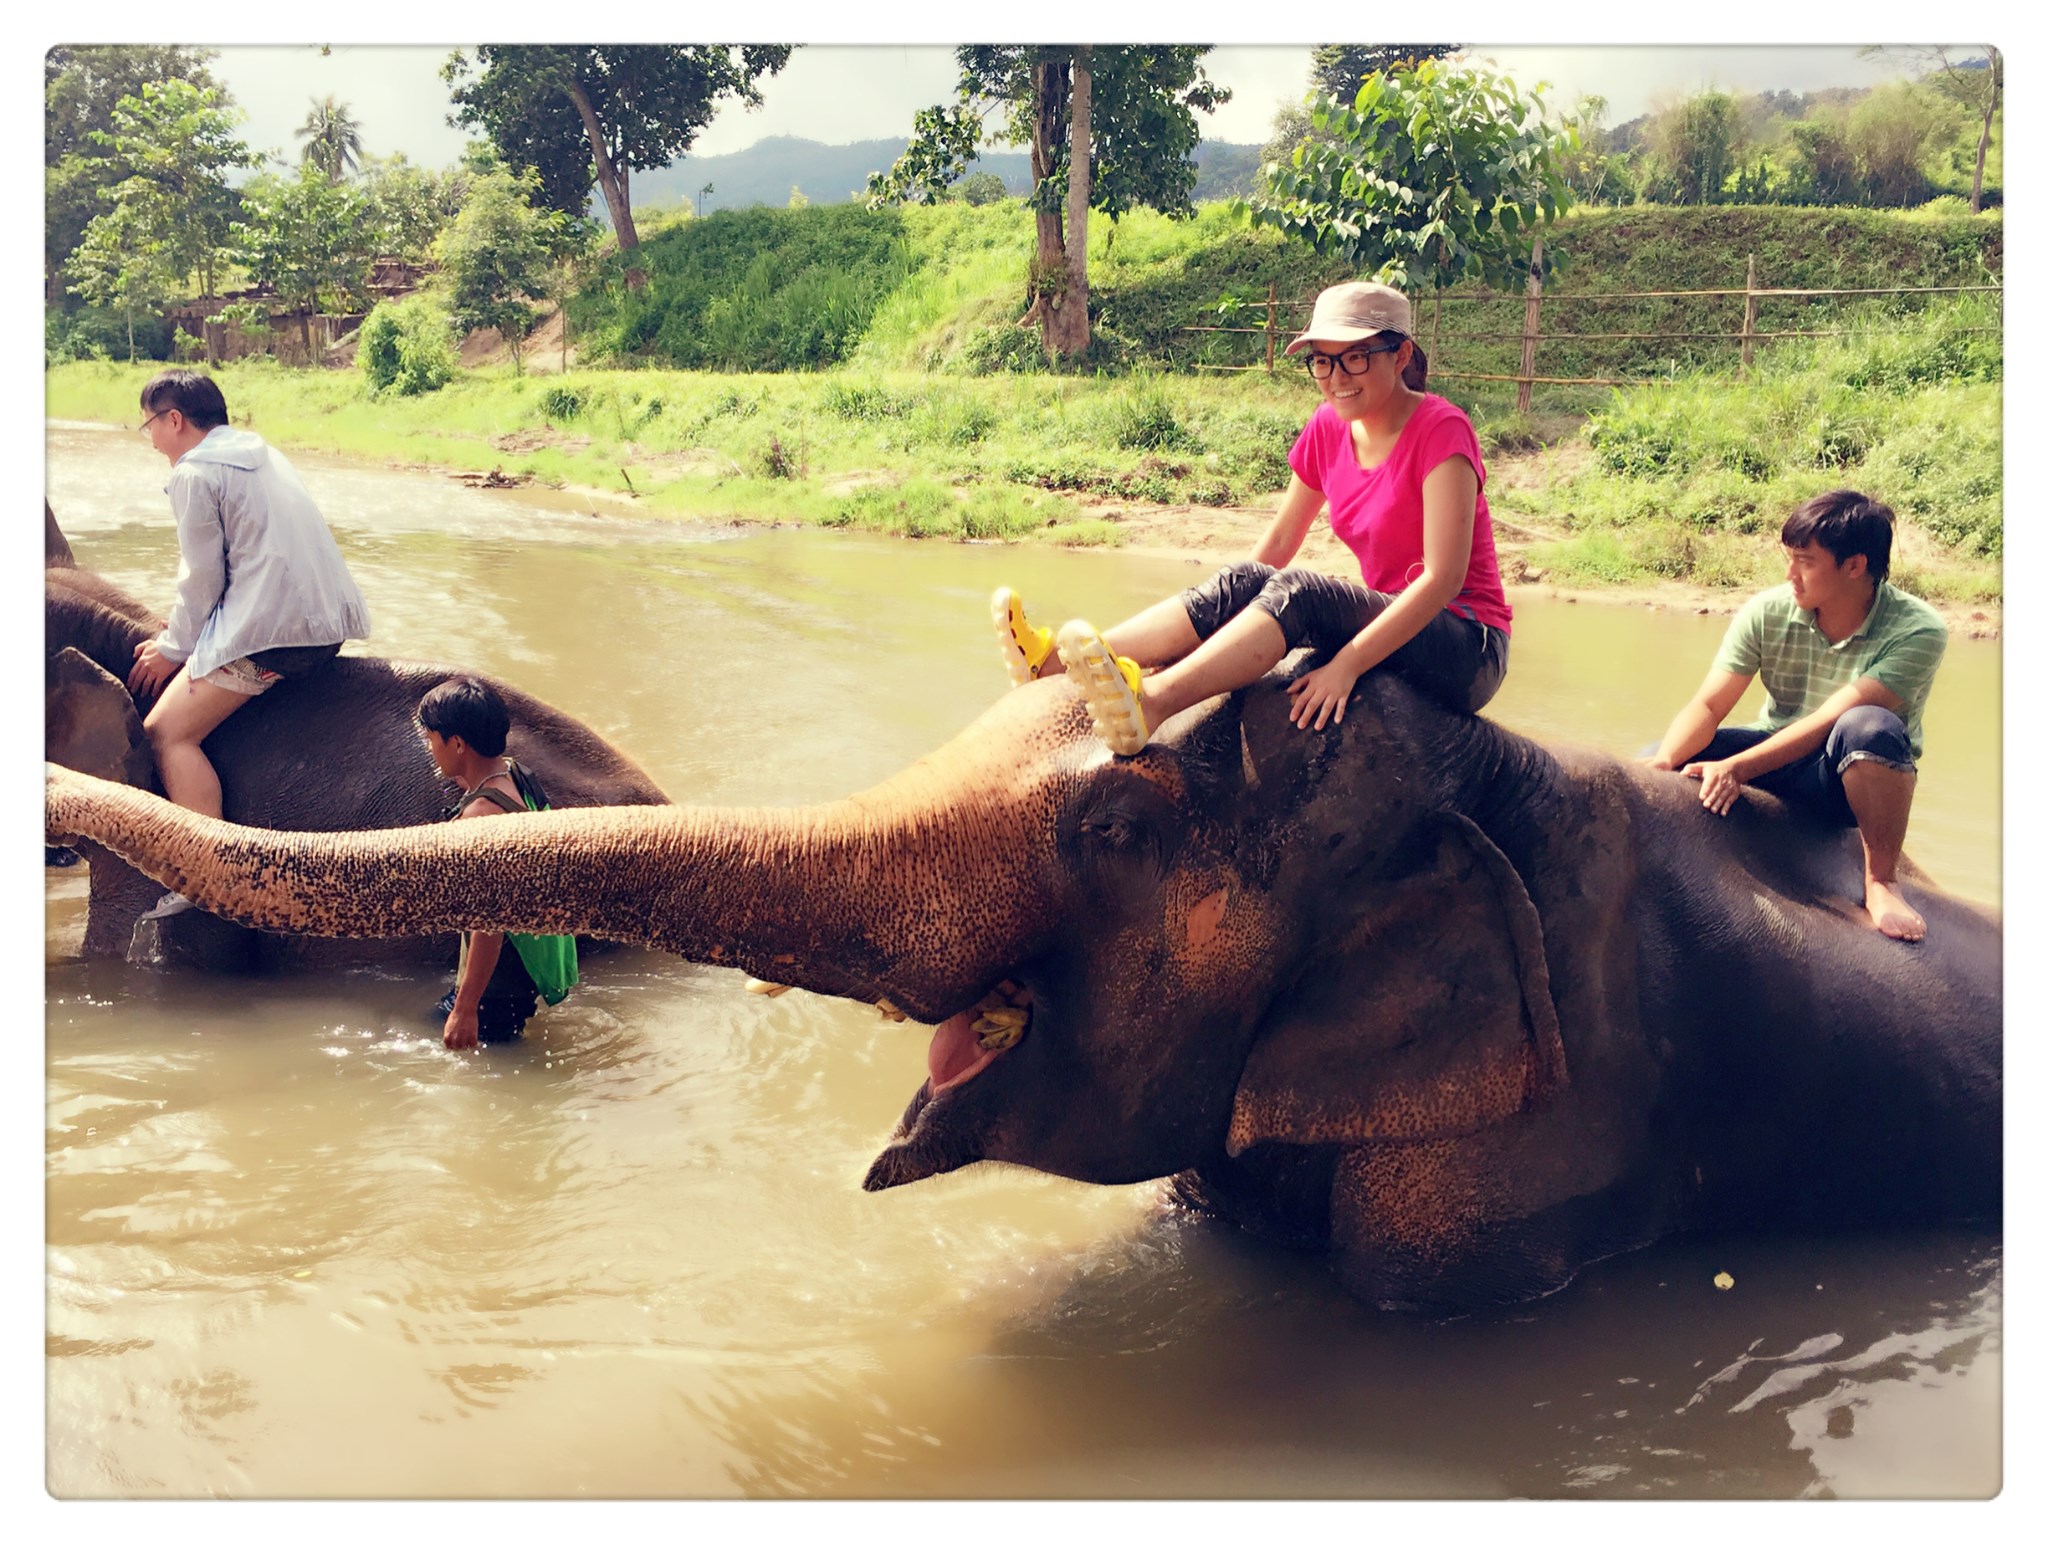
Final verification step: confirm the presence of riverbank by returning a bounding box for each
[46,359,2001,637]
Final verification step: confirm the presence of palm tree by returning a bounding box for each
[295,95,363,184]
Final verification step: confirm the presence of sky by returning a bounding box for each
[206,42,1932,177]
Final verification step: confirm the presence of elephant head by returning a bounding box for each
[46,662,1572,1208]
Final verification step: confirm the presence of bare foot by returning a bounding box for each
[1864,878,1926,941]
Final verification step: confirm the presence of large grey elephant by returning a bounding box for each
[44,661,2000,1310]
[45,517,668,970]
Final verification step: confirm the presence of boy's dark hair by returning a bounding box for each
[139,369,230,431]
[417,675,510,757]
[1781,488,1894,585]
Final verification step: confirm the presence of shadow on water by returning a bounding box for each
[669,1198,1999,1500]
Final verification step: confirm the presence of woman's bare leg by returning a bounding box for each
[1136,606,1288,729]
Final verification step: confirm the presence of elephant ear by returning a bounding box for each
[1228,812,1567,1156]
[46,646,154,788]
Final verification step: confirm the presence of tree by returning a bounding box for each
[360,153,461,263]
[867,46,1228,359]
[1262,45,1459,203]
[1555,94,1629,205]
[1784,112,1859,205]
[66,78,254,361]
[238,165,378,360]
[1861,46,2002,211]
[1252,59,1574,302]
[1846,82,1962,208]
[956,170,1007,206]
[296,94,365,183]
[1640,90,1743,204]
[441,45,793,267]
[45,45,223,301]
[63,201,176,361]
[434,165,574,374]
[1309,44,1460,104]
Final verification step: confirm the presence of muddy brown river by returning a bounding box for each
[43,421,2000,1499]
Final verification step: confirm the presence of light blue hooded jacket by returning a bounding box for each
[157,426,371,680]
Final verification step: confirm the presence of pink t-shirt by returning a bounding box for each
[1287,396,1513,634]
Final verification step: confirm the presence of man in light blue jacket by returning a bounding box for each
[128,370,371,917]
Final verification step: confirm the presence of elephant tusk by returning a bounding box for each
[744,977,793,997]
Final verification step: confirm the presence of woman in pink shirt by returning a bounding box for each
[994,281,1511,755]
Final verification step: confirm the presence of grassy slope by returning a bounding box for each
[49,203,2003,599]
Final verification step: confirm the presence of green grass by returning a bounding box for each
[47,203,2000,597]
[1502,293,2001,600]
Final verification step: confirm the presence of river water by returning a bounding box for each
[44,421,2001,1499]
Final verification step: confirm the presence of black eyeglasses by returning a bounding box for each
[1304,341,1402,379]
[138,409,167,436]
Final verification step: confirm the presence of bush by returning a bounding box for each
[535,383,586,421]
[45,305,167,365]
[953,321,1044,375]
[1103,378,1198,453]
[357,296,457,396]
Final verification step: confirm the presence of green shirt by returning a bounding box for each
[1711,581,1947,758]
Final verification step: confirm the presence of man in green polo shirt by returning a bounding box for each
[1643,489,1948,941]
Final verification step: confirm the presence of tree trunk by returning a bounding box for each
[1020,56,1070,330]
[565,77,645,289]
[1971,55,2000,214]
[1044,49,1092,359]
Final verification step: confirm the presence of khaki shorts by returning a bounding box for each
[195,656,285,697]
[194,641,341,697]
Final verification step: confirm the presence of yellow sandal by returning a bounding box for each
[991,587,1056,686]
[1057,620,1150,755]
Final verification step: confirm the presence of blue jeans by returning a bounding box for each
[1699,704,1916,826]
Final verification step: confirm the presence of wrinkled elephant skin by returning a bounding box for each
[44,655,2001,1311]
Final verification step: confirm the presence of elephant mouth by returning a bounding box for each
[925,978,1032,1095]
[862,978,1033,1193]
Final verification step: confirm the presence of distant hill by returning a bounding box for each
[627,134,1267,215]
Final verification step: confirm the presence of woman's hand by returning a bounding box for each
[1286,656,1365,730]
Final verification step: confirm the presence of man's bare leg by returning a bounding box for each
[143,669,251,819]
[1841,758,1925,941]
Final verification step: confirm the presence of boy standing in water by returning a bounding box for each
[415,676,577,1049]
[130,370,370,916]
[1643,490,1947,941]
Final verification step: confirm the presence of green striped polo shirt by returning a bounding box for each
[1711,581,1948,758]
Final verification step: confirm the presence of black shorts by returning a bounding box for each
[247,641,342,679]
[1179,561,1509,713]
[433,987,537,1044]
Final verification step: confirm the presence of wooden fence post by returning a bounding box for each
[1266,282,1276,374]
[1739,253,1759,375]
[1516,237,1545,415]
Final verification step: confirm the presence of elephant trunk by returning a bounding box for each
[47,757,1057,1022]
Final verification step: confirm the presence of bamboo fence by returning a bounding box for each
[1186,249,2003,411]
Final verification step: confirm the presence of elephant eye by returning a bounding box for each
[1080,813,1147,851]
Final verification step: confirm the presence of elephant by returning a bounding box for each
[44,516,669,971]
[43,658,2001,1311]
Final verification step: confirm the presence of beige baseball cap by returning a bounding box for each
[1285,281,1414,355]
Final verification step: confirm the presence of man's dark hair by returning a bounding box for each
[1781,488,1894,585]
[417,675,510,757]
[139,369,229,431]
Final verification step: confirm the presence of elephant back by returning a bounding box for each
[201,657,669,838]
